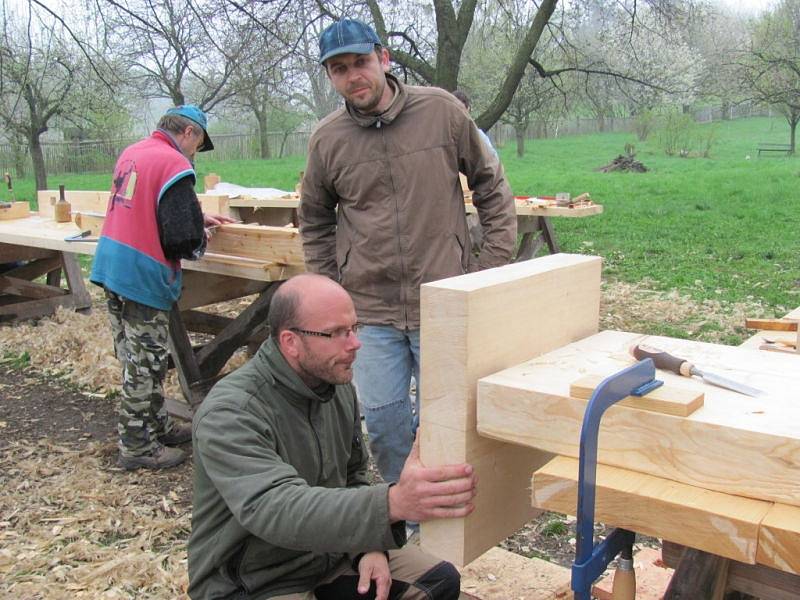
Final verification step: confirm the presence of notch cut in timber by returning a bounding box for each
[570,374,704,417]
[419,253,602,567]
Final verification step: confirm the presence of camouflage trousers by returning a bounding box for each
[106,291,174,457]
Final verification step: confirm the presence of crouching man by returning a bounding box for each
[188,273,476,600]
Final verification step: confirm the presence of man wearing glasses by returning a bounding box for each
[188,273,475,600]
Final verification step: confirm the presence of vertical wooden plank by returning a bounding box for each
[419,253,602,566]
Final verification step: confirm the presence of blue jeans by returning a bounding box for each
[353,325,420,484]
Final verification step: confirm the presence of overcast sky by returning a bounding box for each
[713,0,777,15]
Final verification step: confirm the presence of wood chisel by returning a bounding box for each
[631,344,764,397]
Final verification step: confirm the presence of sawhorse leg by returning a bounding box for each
[515,216,560,262]
[167,278,283,408]
[0,244,92,322]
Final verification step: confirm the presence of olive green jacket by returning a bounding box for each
[188,338,405,599]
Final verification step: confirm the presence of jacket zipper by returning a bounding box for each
[379,123,408,328]
[307,404,323,482]
[227,540,250,594]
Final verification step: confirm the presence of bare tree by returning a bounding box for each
[737,0,800,153]
[100,0,253,111]
[0,1,103,189]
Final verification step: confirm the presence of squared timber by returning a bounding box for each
[532,456,770,564]
[478,329,800,507]
[419,254,602,567]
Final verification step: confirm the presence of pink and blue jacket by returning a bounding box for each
[90,131,195,310]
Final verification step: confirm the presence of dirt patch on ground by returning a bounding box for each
[0,279,774,598]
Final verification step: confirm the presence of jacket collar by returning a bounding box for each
[256,337,335,405]
[345,73,407,129]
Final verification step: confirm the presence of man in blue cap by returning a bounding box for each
[299,19,515,496]
[91,104,233,470]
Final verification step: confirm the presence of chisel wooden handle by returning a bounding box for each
[631,344,693,377]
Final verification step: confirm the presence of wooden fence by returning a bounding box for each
[0,130,312,177]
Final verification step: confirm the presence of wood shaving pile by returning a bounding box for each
[0,441,190,598]
[600,280,770,344]
[0,285,251,400]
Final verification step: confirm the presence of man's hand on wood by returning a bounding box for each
[388,432,477,523]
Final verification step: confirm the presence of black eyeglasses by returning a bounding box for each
[289,323,360,340]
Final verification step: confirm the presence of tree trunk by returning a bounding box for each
[475,0,557,130]
[721,100,731,121]
[789,114,797,155]
[29,132,48,191]
[12,142,27,179]
[256,110,271,159]
[515,126,525,157]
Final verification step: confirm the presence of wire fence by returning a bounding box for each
[0,130,313,178]
[0,103,777,178]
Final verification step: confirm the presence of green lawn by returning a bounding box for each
[10,116,799,314]
[499,116,799,312]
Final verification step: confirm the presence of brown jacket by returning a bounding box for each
[299,74,516,329]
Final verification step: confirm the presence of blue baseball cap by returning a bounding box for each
[165,104,214,152]
[319,18,381,65]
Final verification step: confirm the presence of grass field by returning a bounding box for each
[9,116,799,317]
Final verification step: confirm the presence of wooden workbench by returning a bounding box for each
[200,182,604,261]
[416,255,800,598]
[1,208,304,408]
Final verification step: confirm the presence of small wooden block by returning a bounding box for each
[204,172,221,191]
[570,374,704,417]
[745,318,798,332]
[0,201,31,220]
[73,212,105,236]
[757,503,800,575]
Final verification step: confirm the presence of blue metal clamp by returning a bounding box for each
[571,358,660,600]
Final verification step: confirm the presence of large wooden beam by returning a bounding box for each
[532,456,771,564]
[205,224,304,268]
[419,253,602,566]
[478,330,800,507]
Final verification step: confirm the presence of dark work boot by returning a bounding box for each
[159,422,192,446]
[117,445,187,471]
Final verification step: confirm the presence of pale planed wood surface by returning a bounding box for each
[570,374,704,417]
[419,254,602,567]
[478,329,800,507]
[757,503,800,575]
[0,216,303,282]
[739,306,800,352]
[0,201,31,220]
[37,190,107,218]
[205,224,304,267]
[465,199,603,218]
[532,456,771,564]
